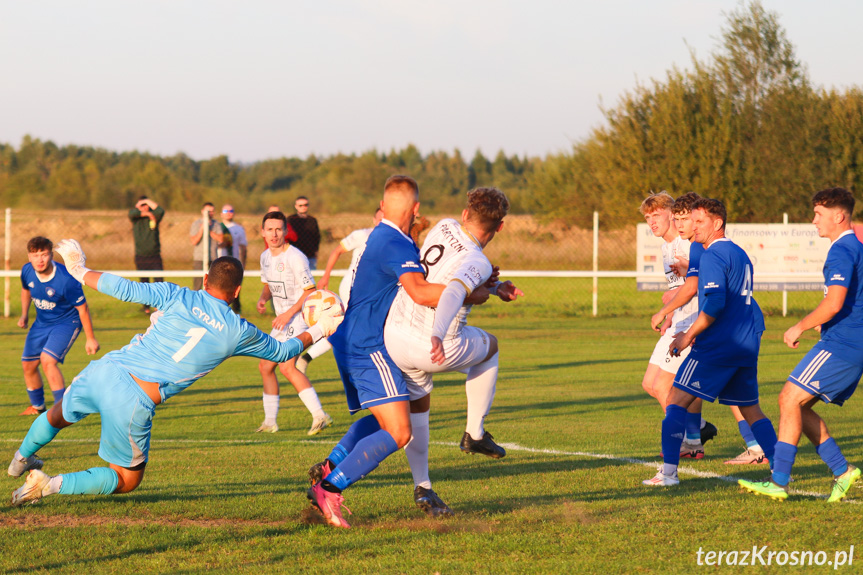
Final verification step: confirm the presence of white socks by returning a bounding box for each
[298,388,325,419]
[465,352,499,440]
[404,410,431,489]
[262,393,279,425]
[306,338,333,360]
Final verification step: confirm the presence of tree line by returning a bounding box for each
[530,1,863,228]
[1,2,860,229]
[0,139,537,216]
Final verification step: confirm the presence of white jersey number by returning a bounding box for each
[172,327,207,363]
[741,265,753,305]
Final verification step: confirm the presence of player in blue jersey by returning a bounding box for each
[644,193,716,459]
[17,237,99,416]
[306,175,448,528]
[8,243,342,506]
[643,198,778,486]
[651,194,767,463]
[740,187,863,502]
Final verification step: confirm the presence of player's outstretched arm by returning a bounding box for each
[319,243,348,291]
[493,280,523,302]
[400,272,446,307]
[784,284,847,348]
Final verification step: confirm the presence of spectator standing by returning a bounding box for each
[287,196,321,269]
[189,202,223,290]
[128,196,165,314]
[221,204,248,313]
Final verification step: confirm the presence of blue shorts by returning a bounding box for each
[332,346,409,414]
[789,344,862,406]
[22,321,81,363]
[673,355,760,406]
[62,359,157,468]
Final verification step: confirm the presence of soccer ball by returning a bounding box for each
[302,289,345,327]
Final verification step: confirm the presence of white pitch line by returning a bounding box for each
[2,437,857,503]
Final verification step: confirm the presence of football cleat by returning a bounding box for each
[295,353,313,375]
[19,405,46,416]
[738,478,788,501]
[827,465,861,503]
[680,442,705,460]
[308,460,333,487]
[459,431,506,459]
[11,469,53,506]
[8,454,43,478]
[700,420,718,444]
[643,469,679,487]
[255,422,279,434]
[414,486,454,517]
[724,447,766,465]
[307,414,333,436]
[307,482,351,528]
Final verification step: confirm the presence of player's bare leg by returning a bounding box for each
[280,357,332,435]
[20,359,46,415]
[39,352,65,394]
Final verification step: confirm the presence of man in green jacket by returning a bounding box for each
[128,196,165,314]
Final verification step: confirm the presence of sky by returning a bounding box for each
[1,1,859,163]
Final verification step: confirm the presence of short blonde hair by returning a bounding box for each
[639,191,674,215]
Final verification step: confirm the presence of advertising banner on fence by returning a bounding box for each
[636,223,830,291]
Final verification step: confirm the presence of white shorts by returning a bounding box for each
[269,314,308,343]
[649,331,690,374]
[384,324,492,401]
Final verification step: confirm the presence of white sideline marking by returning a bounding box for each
[3,437,857,503]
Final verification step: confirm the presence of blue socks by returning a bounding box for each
[685,411,701,442]
[816,438,849,477]
[771,441,797,486]
[749,418,778,466]
[324,429,399,492]
[738,420,759,448]
[19,412,62,458]
[58,468,119,495]
[27,388,45,409]
[327,415,381,467]
[661,405,687,469]
[52,388,65,403]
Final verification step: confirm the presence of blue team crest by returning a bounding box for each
[28,282,34,288]
[277,262,285,272]
[46,287,56,297]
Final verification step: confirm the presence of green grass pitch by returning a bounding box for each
[0,279,860,573]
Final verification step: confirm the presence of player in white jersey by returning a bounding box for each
[384,187,523,517]
[256,211,332,436]
[296,208,384,375]
[640,192,716,459]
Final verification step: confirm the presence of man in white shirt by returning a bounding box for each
[384,187,522,517]
[257,211,332,436]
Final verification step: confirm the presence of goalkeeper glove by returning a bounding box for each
[55,239,90,283]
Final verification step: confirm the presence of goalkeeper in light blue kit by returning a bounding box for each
[643,198,779,487]
[8,241,342,506]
